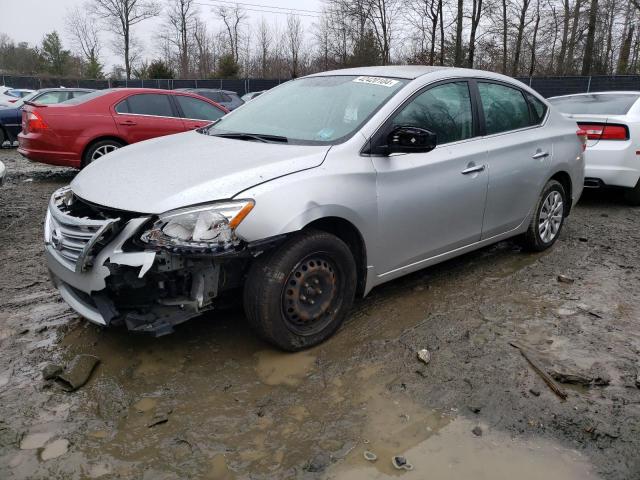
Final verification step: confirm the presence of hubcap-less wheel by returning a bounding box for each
[91,144,119,162]
[538,190,563,243]
[282,254,339,336]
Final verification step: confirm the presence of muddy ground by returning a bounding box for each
[0,148,639,480]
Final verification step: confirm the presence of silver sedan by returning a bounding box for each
[45,66,585,350]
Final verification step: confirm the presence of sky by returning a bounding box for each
[0,0,323,71]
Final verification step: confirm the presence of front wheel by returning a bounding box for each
[520,179,567,251]
[243,229,357,351]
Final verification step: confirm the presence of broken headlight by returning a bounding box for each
[140,200,254,251]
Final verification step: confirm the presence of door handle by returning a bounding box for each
[532,151,549,159]
[119,120,137,126]
[461,164,486,175]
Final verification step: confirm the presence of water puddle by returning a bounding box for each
[329,416,600,479]
[254,349,316,386]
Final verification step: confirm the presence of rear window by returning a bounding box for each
[549,94,639,115]
[63,89,113,105]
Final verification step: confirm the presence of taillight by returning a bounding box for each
[576,129,587,151]
[8,99,17,103]
[24,111,48,132]
[577,122,629,141]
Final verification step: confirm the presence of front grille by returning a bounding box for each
[46,189,122,272]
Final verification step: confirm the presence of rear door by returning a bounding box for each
[173,94,226,130]
[113,93,185,143]
[476,81,551,239]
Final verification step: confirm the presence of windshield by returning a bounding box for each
[207,75,408,144]
[549,94,640,115]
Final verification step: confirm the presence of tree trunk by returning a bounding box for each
[565,0,583,74]
[556,0,570,73]
[580,0,598,75]
[502,0,508,73]
[512,0,531,76]
[467,0,483,68]
[454,0,464,66]
[617,24,634,74]
[438,0,444,65]
[529,7,540,77]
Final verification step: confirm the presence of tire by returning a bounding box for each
[520,179,567,251]
[82,139,124,167]
[624,179,640,206]
[243,229,357,351]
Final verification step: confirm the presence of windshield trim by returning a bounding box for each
[204,75,409,146]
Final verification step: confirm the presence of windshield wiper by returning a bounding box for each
[212,132,288,143]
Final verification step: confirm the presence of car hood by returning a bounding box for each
[71,130,330,214]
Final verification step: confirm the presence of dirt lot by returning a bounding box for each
[0,148,639,480]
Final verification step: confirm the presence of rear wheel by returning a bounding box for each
[243,229,357,351]
[624,179,640,206]
[83,139,123,167]
[521,179,566,251]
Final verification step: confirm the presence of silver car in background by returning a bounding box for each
[45,66,585,350]
[548,91,640,204]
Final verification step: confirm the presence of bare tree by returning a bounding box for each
[580,0,598,74]
[257,17,272,77]
[65,4,102,76]
[89,0,159,79]
[454,0,464,66]
[193,17,216,77]
[286,15,303,77]
[512,0,533,75]
[162,0,197,77]
[217,5,247,62]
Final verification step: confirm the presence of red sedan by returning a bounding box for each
[18,88,228,168]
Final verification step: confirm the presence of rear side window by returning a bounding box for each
[548,94,639,115]
[478,82,531,134]
[175,95,225,121]
[391,81,474,144]
[526,92,547,125]
[116,94,174,117]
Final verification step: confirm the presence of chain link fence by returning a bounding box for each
[2,74,640,98]
[0,76,283,96]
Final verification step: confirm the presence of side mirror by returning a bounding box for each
[387,126,437,154]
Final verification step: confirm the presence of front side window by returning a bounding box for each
[175,95,225,121]
[207,75,408,144]
[478,82,531,135]
[116,94,174,117]
[391,81,473,144]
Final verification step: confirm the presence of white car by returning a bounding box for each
[549,91,640,204]
[0,88,36,108]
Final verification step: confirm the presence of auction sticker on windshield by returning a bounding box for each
[353,76,400,87]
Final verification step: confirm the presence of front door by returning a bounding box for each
[371,81,488,275]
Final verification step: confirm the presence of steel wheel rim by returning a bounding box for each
[91,144,119,162]
[538,190,563,243]
[281,253,340,336]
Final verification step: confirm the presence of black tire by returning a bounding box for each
[243,229,357,351]
[0,128,6,147]
[624,179,640,206]
[520,179,567,251]
[82,139,124,167]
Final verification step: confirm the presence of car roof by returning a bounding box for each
[309,65,453,79]
[36,88,95,93]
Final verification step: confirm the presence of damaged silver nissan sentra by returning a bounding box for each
[45,66,585,350]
